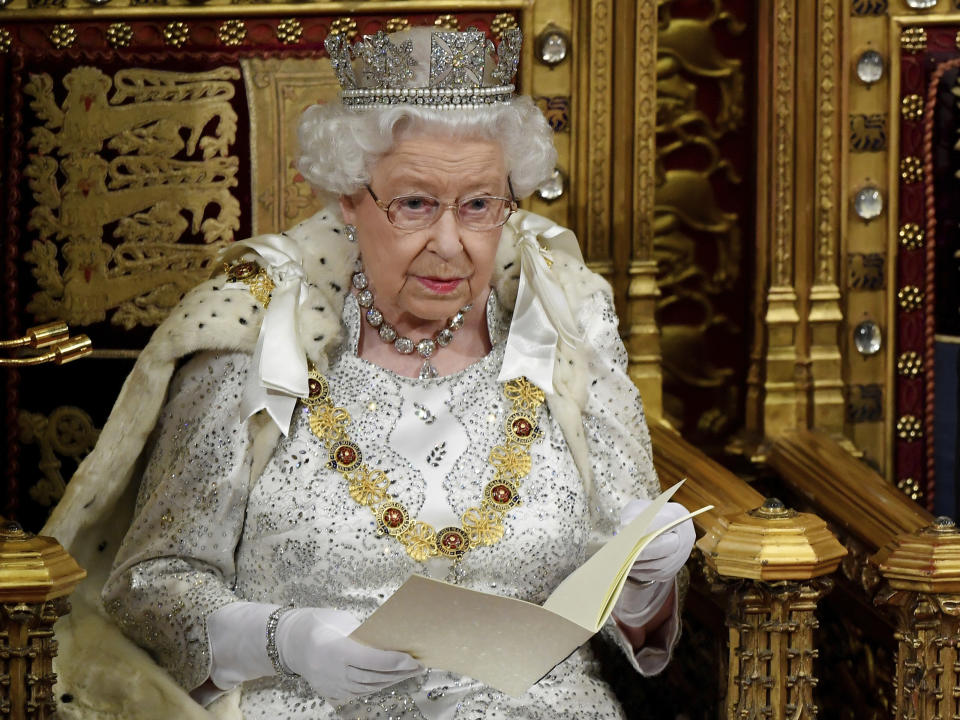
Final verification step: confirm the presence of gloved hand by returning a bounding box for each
[207,602,422,702]
[277,607,422,700]
[612,499,695,629]
[621,498,695,583]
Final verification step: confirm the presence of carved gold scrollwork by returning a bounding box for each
[656,0,745,434]
[22,67,241,329]
[19,406,100,506]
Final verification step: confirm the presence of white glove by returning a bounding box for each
[207,602,422,702]
[621,498,695,583]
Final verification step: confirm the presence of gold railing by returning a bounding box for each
[653,423,846,720]
[769,429,960,720]
[0,519,85,720]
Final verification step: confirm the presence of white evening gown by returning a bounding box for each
[102,289,664,719]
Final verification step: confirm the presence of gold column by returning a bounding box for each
[875,517,960,720]
[807,0,845,436]
[0,519,86,720]
[626,0,662,420]
[699,498,846,720]
[757,0,806,438]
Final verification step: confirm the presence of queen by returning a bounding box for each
[46,26,694,719]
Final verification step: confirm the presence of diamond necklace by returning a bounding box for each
[352,269,472,380]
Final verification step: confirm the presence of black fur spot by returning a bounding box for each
[313,335,324,342]
[199,323,205,329]
[211,312,217,318]
[224,297,232,303]
[313,306,325,312]
[61,694,74,703]
[239,318,248,325]
[333,228,341,234]
[97,541,107,552]
[212,286,220,291]
[330,282,341,292]
[504,262,514,270]
[320,257,326,264]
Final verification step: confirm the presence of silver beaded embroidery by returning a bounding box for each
[102,288,661,719]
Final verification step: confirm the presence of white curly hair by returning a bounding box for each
[296,96,557,200]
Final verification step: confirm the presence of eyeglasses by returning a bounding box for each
[365,182,517,232]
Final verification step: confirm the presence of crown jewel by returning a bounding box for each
[325,26,522,110]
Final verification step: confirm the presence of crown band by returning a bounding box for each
[326,27,522,111]
[341,84,515,109]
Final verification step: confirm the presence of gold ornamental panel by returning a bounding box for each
[23,66,241,330]
[243,57,337,234]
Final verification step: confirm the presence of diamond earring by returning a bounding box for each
[344,224,357,243]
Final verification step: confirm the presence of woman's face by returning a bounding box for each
[339,133,508,327]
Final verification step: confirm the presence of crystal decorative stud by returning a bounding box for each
[905,0,936,8]
[395,337,414,354]
[537,27,569,66]
[537,168,565,202]
[853,320,882,356]
[856,50,884,85]
[853,186,883,222]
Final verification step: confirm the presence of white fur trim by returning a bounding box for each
[42,205,609,718]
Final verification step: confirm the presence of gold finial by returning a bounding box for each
[699,499,846,581]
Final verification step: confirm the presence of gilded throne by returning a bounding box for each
[2,1,960,719]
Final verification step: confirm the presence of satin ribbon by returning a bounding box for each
[497,211,584,395]
[221,235,310,435]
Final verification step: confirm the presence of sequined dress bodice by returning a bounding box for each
[104,290,660,720]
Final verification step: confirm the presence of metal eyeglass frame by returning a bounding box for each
[364,178,518,232]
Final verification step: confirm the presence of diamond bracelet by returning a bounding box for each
[266,605,298,677]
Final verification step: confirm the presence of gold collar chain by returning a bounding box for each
[303,372,546,564]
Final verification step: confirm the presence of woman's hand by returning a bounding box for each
[276,608,422,701]
[206,602,421,703]
[621,498,695,583]
[611,499,694,640]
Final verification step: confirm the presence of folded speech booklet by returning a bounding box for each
[350,482,711,697]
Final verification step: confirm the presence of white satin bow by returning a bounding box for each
[222,234,310,435]
[496,212,585,395]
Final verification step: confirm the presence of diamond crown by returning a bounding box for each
[326,26,522,109]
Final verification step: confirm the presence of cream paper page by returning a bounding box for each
[351,574,594,698]
[542,486,712,630]
[350,482,709,697]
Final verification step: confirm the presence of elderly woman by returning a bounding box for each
[46,26,693,720]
